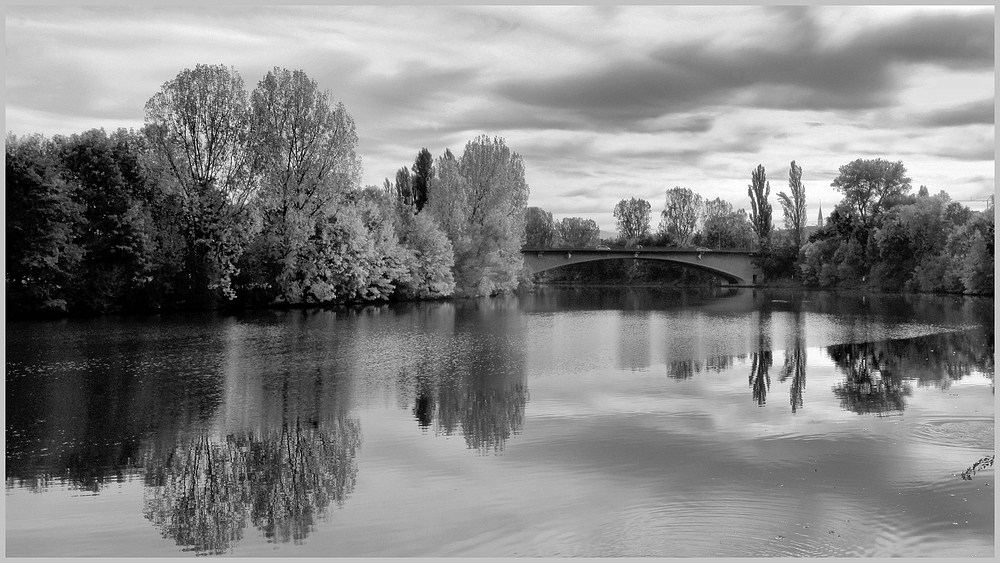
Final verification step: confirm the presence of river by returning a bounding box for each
[5,287,994,557]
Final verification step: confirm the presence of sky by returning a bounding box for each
[5,5,995,233]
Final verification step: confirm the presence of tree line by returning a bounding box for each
[526,158,993,295]
[6,64,529,316]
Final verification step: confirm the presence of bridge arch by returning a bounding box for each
[521,248,760,285]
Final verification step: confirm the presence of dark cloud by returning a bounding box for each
[911,98,994,128]
[496,9,993,129]
[635,114,715,134]
[874,12,994,69]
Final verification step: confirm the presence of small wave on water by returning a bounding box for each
[911,417,995,451]
[588,495,879,557]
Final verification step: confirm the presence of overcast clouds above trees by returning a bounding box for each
[5,5,994,232]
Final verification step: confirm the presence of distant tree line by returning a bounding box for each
[526,158,993,295]
[6,64,529,317]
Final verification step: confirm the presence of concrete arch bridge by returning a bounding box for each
[521,247,761,285]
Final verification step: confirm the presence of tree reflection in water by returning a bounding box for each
[828,342,912,415]
[142,416,361,555]
[400,298,528,454]
[667,355,742,379]
[749,349,772,406]
[827,329,994,415]
[748,310,772,406]
[408,350,528,455]
[779,311,807,413]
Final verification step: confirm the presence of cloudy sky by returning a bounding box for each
[5,5,995,233]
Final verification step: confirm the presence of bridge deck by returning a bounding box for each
[521,247,756,255]
[520,246,761,285]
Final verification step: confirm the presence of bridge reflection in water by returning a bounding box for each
[521,247,761,285]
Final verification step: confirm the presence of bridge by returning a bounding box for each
[521,247,762,285]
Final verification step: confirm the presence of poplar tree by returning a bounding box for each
[411,148,433,212]
[777,160,807,247]
[748,164,773,246]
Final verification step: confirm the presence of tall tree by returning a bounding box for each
[658,187,702,246]
[614,197,651,242]
[830,158,911,226]
[252,67,359,223]
[777,160,807,247]
[144,64,264,302]
[555,217,600,247]
[748,164,773,246]
[394,166,413,206]
[248,67,361,302]
[438,136,529,296]
[524,206,555,247]
[411,148,433,212]
[425,149,467,245]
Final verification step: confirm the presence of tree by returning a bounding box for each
[432,136,529,296]
[281,192,409,304]
[748,164,772,246]
[830,158,911,226]
[555,217,600,247]
[411,148,433,212]
[252,67,359,221]
[425,148,467,244]
[144,64,265,303]
[390,209,456,300]
[53,128,160,313]
[394,166,413,206]
[777,160,807,247]
[246,67,361,303]
[5,134,84,315]
[524,206,555,247]
[659,187,702,246]
[701,197,754,250]
[614,197,651,243]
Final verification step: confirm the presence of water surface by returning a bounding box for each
[5,288,994,557]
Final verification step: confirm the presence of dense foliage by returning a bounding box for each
[6,65,528,316]
[800,190,994,294]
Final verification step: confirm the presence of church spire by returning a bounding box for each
[817,201,823,226]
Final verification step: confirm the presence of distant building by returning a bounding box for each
[817,203,823,227]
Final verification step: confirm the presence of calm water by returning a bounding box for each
[5,287,995,557]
